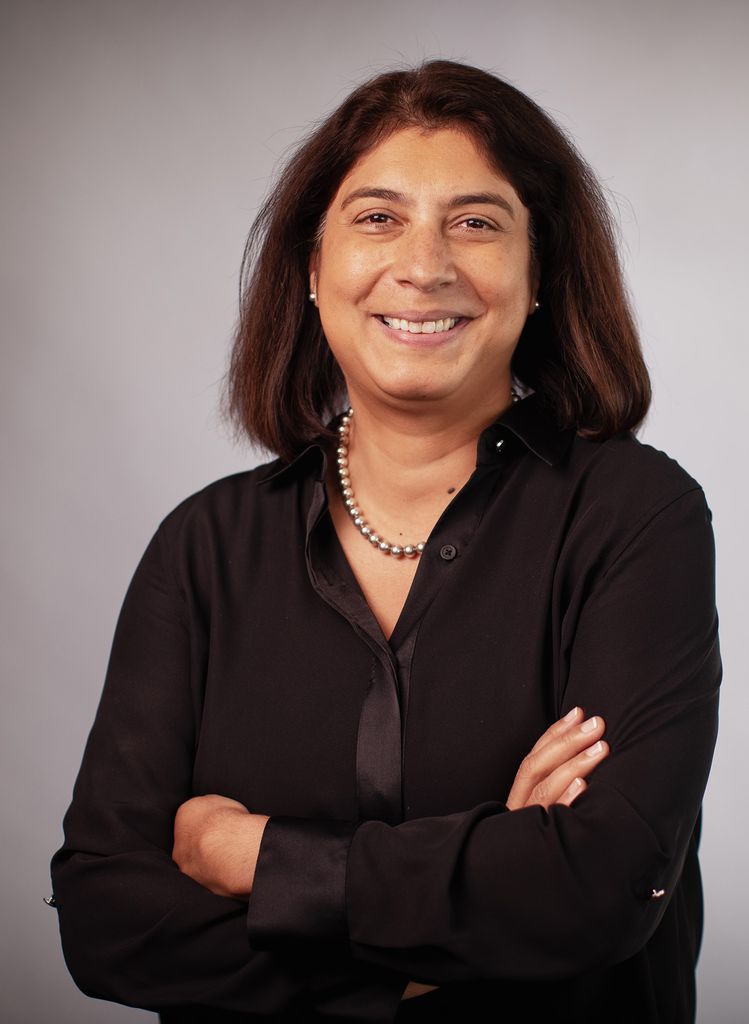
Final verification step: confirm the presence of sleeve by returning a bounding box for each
[50,524,310,1014]
[246,487,721,984]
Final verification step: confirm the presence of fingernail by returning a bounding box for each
[580,716,598,734]
[585,740,604,757]
[568,778,585,804]
[564,707,579,723]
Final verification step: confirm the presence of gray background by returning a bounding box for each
[2,1,746,1021]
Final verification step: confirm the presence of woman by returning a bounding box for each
[51,61,721,1023]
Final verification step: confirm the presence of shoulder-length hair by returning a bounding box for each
[227,60,651,462]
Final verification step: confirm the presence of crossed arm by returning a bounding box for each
[172,706,607,897]
[172,707,609,998]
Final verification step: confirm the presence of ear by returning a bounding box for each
[528,261,541,315]
[308,253,318,306]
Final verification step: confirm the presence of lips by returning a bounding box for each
[375,313,470,336]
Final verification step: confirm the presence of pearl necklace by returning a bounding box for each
[336,389,519,558]
[336,409,424,558]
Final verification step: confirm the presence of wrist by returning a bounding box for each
[198,808,269,899]
[245,813,271,894]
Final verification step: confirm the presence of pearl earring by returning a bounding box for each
[309,291,317,303]
[534,300,540,310]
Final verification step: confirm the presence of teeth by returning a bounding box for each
[382,316,459,334]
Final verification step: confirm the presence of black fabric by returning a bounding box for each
[51,393,721,1022]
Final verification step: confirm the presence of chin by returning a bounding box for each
[374,376,456,405]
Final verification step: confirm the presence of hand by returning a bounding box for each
[400,710,607,1001]
[402,980,440,1000]
[505,707,608,811]
[172,794,269,898]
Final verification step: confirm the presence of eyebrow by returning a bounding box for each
[340,187,516,219]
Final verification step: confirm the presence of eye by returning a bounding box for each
[458,217,497,232]
[355,212,396,229]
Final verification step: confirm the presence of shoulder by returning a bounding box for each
[566,430,706,523]
[552,432,713,580]
[153,457,296,550]
[132,456,319,598]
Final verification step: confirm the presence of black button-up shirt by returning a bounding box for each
[51,394,721,1023]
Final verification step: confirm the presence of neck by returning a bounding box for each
[348,389,512,485]
[333,388,515,530]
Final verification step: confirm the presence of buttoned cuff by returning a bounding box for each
[246,816,358,948]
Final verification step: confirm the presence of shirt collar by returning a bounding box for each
[256,391,575,486]
[483,391,575,467]
[255,440,328,486]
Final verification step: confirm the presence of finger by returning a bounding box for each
[507,716,606,809]
[528,706,583,756]
[529,739,609,810]
[555,776,587,808]
[529,715,605,773]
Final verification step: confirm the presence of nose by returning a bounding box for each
[391,223,457,291]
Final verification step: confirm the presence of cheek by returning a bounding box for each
[479,268,531,319]
[321,236,383,299]
[318,301,366,372]
[468,241,531,297]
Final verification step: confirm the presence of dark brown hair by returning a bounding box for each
[227,60,651,461]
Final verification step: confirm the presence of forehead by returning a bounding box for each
[332,125,520,204]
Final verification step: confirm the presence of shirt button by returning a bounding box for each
[440,544,457,561]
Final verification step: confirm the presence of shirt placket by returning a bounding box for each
[303,452,511,828]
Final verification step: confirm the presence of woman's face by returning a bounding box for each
[311,125,538,417]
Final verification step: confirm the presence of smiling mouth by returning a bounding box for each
[376,315,467,335]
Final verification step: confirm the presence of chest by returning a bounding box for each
[328,494,421,641]
[191,500,567,826]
